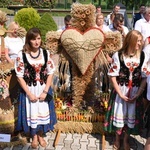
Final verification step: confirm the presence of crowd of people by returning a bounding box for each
[0,3,150,149]
[94,3,150,150]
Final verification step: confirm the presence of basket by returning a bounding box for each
[0,70,19,110]
[0,105,17,134]
[0,96,12,110]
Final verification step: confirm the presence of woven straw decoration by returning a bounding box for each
[61,27,105,75]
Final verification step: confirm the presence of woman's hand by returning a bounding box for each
[119,94,130,102]
[38,92,47,102]
[28,93,38,103]
[129,94,139,103]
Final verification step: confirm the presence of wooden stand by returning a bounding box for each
[53,129,61,147]
[102,134,106,150]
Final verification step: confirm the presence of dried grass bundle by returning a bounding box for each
[16,27,26,38]
[0,10,7,25]
[61,28,104,75]
[94,31,122,71]
[103,31,122,53]
[0,63,14,76]
[71,3,96,32]
[0,105,17,133]
[45,31,61,54]
[54,121,104,134]
[72,63,95,108]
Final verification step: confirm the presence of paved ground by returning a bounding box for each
[0,130,147,150]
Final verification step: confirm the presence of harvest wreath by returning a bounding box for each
[54,92,109,134]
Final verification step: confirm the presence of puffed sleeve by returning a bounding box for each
[142,51,150,78]
[108,52,120,76]
[143,45,150,60]
[15,51,25,78]
[46,50,56,75]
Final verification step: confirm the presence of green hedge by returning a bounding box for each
[14,7,40,31]
[36,12,57,42]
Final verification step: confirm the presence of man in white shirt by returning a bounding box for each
[134,7,150,41]
[106,4,120,25]
[105,13,129,64]
[57,15,71,32]
[133,4,146,28]
[96,5,102,15]
[106,13,129,37]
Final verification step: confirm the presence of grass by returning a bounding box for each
[0,8,14,15]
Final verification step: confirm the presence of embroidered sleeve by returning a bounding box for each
[142,51,149,77]
[15,51,25,78]
[108,52,120,76]
[46,50,56,75]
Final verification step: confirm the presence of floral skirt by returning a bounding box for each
[104,89,144,135]
[16,88,57,136]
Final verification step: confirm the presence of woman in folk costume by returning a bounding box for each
[104,30,148,150]
[15,27,57,149]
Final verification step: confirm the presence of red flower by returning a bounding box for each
[134,63,138,66]
[104,122,109,127]
[39,64,42,67]
[35,67,40,73]
[19,62,24,67]
[47,61,51,64]
[143,68,147,71]
[108,106,111,111]
[129,67,134,72]
[17,67,21,72]
[109,68,114,73]
[146,71,150,75]
[113,65,117,69]
[126,62,131,66]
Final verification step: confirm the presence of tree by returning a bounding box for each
[0,0,11,7]
[24,0,55,9]
[14,7,40,31]
[36,12,57,42]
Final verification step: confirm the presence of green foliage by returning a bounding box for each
[36,12,57,42]
[14,7,40,31]
[0,0,11,7]
[25,0,56,9]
